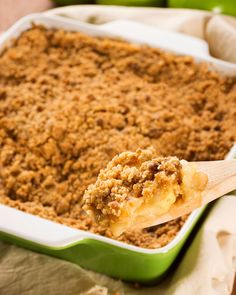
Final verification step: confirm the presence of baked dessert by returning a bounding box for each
[0,26,235,248]
[83,148,208,236]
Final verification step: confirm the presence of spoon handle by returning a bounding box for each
[195,160,236,204]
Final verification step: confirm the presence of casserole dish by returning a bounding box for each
[0,13,236,283]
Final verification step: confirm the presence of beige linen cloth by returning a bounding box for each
[1,6,236,295]
[46,5,236,63]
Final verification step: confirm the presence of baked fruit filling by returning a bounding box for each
[83,148,208,236]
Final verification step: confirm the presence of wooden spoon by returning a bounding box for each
[133,159,236,230]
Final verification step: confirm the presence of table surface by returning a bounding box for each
[0,1,235,294]
[0,0,53,31]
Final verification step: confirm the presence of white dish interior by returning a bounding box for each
[0,13,236,254]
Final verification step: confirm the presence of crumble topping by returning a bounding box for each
[0,26,235,248]
[83,148,207,235]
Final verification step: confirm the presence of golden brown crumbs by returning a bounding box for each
[0,26,236,249]
[83,148,185,235]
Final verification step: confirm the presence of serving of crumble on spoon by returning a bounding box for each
[83,147,236,236]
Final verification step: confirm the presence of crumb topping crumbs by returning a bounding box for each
[83,148,182,221]
[0,26,235,248]
[83,148,207,236]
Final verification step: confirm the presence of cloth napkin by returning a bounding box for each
[1,6,236,295]
[46,5,236,64]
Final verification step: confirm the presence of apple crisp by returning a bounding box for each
[83,148,208,236]
[0,26,236,249]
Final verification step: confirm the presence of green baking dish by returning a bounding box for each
[0,13,236,283]
[0,204,206,283]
